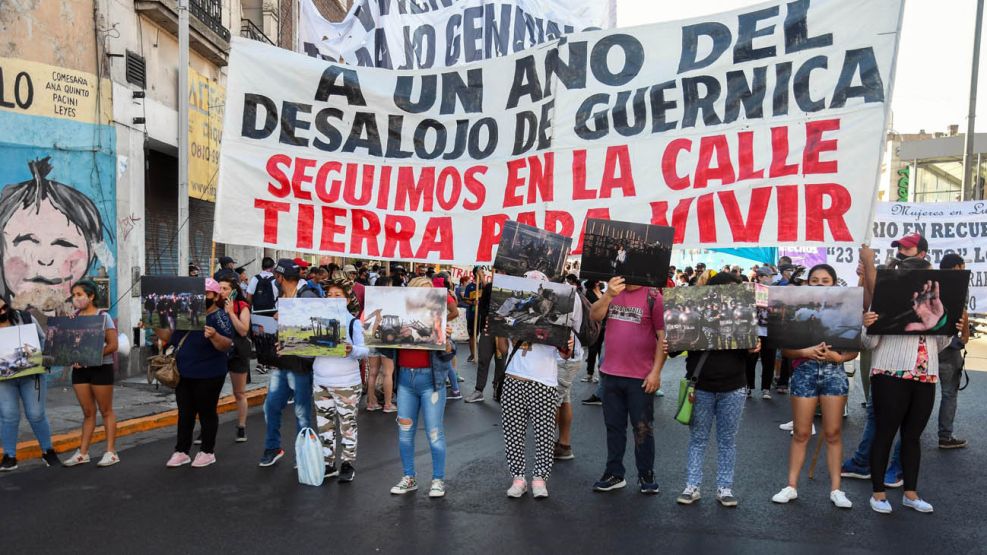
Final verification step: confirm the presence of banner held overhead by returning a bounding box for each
[215,0,905,266]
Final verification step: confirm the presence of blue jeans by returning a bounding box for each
[601,373,654,478]
[0,374,53,455]
[397,367,446,480]
[686,388,746,489]
[849,397,901,471]
[263,369,314,451]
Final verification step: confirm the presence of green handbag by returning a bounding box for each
[674,352,710,426]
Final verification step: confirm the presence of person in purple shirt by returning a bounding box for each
[589,276,667,494]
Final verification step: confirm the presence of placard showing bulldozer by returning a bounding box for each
[362,287,448,350]
[277,298,352,357]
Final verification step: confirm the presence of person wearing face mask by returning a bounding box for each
[0,299,58,471]
[61,280,120,468]
[217,272,251,443]
[772,265,862,509]
[162,278,234,468]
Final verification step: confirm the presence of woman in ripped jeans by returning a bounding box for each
[772,265,862,509]
[388,276,459,499]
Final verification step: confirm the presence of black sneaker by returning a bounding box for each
[582,394,603,406]
[939,437,968,449]
[0,454,17,471]
[325,464,339,478]
[258,448,284,467]
[338,462,355,483]
[593,473,626,492]
[639,472,660,494]
[41,449,60,467]
[235,427,247,443]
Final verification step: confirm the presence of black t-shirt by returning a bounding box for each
[684,349,748,393]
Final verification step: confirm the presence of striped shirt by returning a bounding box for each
[861,331,952,380]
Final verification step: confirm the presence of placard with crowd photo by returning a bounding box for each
[869,270,971,335]
[579,219,674,287]
[43,316,105,367]
[493,221,572,281]
[140,276,206,331]
[663,283,758,351]
[277,298,351,357]
[767,287,864,350]
[362,287,448,350]
[487,274,575,349]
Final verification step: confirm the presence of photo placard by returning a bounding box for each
[140,277,207,331]
[278,298,352,357]
[493,221,572,281]
[362,287,448,350]
[43,315,105,367]
[580,219,674,287]
[869,270,970,335]
[487,274,576,349]
[663,283,758,351]
[767,286,864,350]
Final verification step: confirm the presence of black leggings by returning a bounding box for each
[869,374,935,493]
[175,376,226,454]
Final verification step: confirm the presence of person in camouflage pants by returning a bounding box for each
[314,384,362,471]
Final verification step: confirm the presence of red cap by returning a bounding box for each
[293,257,311,269]
[890,233,928,251]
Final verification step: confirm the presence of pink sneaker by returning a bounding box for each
[166,452,191,467]
[191,452,216,468]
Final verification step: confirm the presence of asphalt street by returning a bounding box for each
[3,352,986,554]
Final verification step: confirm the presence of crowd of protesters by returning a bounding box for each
[0,237,976,517]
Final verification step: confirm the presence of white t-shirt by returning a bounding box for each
[247,271,279,300]
[506,343,560,387]
[312,314,369,388]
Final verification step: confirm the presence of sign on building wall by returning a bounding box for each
[0,57,117,316]
[189,68,224,202]
[216,0,903,266]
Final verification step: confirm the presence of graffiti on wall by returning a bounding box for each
[0,57,116,317]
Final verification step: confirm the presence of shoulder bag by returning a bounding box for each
[674,352,710,426]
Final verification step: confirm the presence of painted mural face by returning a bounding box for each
[0,158,107,314]
[3,198,90,305]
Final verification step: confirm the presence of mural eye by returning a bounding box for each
[51,238,79,248]
[12,233,40,246]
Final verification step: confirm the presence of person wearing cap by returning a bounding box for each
[342,264,365,313]
[751,266,778,399]
[58,279,120,469]
[936,253,970,450]
[689,263,706,286]
[497,270,577,499]
[163,278,234,468]
[891,233,929,261]
[256,259,322,468]
[589,274,666,494]
[214,256,236,280]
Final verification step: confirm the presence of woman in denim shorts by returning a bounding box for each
[772,265,861,509]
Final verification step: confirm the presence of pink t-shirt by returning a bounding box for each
[601,287,664,380]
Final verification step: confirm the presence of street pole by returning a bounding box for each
[962,0,984,201]
[177,0,191,275]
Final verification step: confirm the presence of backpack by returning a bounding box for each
[252,274,277,312]
[574,291,601,347]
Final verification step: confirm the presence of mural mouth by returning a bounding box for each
[26,275,67,285]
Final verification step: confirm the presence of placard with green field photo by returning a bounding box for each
[277,298,352,357]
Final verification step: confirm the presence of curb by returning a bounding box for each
[12,387,268,461]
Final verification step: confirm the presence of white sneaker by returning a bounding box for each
[97,452,120,467]
[870,496,893,514]
[902,496,934,513]
[390,476,418,495]
[830,489,853,509]
[428,479,446,498]
[772,486,798,504]
[779,421,794,431]
[507,477,528,498]
[531,477,548,498]
[61,450,90,467]
[762,390,772,400]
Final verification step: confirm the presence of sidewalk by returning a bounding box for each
[10,364,269,459]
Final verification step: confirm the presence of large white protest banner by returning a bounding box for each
[298,0,616,68]
[828,201,987,313]
[215,0,904,266]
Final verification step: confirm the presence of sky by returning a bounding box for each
[616,0,982,134]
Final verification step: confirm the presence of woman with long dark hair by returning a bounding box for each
[62,280,119,468]
[217,272,251,442]
[772,264,861,509]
